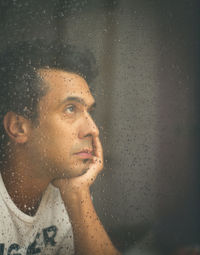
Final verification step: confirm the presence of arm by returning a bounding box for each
[53,137,120,255]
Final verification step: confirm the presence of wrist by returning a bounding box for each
[59,184,91,206]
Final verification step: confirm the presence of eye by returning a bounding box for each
[64,104,76,114]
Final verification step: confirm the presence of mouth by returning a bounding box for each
[74,149,93,159]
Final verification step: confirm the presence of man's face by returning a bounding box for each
[27,69,99,179]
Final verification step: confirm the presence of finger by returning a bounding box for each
[93,136,103,161]
[81,156,103,184]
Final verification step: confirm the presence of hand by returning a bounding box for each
[52,136,103,194]
[52,137,120,255]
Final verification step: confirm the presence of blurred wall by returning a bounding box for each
[0,0,199,253]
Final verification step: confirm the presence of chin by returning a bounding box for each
[70,167,89,178]
[52,159,90,179]
[59,166,89,179]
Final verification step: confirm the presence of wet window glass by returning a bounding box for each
[0,1,199,255]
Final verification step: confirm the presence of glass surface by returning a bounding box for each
[0,1,199,254]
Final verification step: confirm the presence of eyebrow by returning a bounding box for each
[60,96,96,110]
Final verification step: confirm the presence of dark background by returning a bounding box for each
[0,0,200,254]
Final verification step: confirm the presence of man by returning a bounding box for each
[0,41,120,255]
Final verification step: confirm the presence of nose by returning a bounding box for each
[78,112,99,139]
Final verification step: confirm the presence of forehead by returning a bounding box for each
[38,69,94,109]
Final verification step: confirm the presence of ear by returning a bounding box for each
[3,112,31,144]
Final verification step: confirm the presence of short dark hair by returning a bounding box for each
[0,40,98,159]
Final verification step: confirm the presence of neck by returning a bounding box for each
[1,158,51,216]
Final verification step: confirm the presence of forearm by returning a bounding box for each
[60,187,120,255]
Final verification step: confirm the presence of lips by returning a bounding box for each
[74,149,93,159]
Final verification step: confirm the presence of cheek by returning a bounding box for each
[35,116,80,153]
[44,126,78,154]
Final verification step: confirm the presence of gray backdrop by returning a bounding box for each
[0,0,199,254]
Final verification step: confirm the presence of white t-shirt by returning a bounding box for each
[0,174,74,255]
